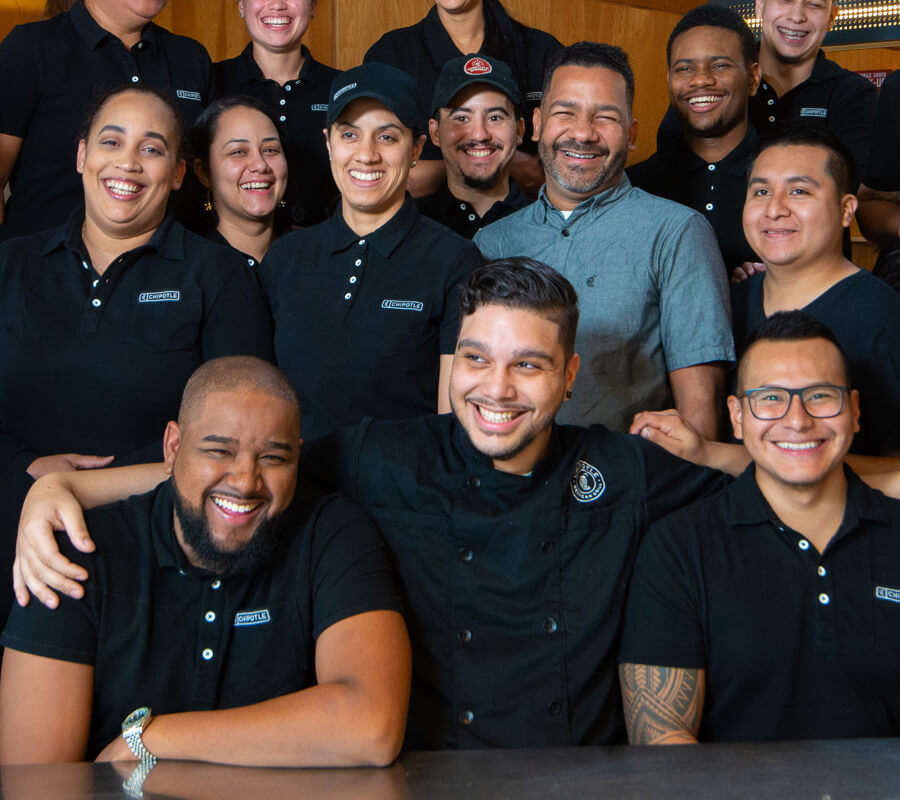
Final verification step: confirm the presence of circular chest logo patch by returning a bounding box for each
[570,460,605,503]
[464,57,493,76]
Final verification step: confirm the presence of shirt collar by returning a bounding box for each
[536,174,632,224]
[232,43,318,86]
[42,210,186,262]
[423,6,464,69]
[807,50,842,84]
[327,194,420,257]
[69,0,156,51]
[726,463,891,532]
[669,124,759,177]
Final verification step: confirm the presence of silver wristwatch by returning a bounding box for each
[122,706,157,767]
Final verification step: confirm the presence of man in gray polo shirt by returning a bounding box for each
[475,42,734,438]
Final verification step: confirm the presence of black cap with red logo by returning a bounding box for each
[430,54,522,118]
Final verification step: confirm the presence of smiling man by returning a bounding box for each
[619,311,900,743]
[732,126,900,454]
[475,42,734,440]
[0,356,410,770]
[419,54,528,238]
[628,5,762,273]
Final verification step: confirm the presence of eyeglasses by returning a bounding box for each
[740,384,850,420]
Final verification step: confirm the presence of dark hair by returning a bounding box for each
[873,242,900,295]
[189,95,286,170]
[179,356,301,431]
[541,42,634,111]
[666,4,758,66]
[738,310,849,389]
[482,0,528,93]
[459,257,580,358]
[748,123,854,196]
[79,85,186,160]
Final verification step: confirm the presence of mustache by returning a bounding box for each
[457,141,502,151]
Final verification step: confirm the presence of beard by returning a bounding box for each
[676,101,747,140]
[539,137,626,197]
[172,480,282,579]
[462,171,501,191]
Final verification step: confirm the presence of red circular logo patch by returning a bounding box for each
[464,57,493,76]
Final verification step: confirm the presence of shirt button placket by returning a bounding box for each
[194,577,226,705]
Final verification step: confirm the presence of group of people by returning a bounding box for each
[0,0,899,779]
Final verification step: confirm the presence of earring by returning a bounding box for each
[565,390,572,400]
[279,199,286,208]
[411,160,417,167]
[203,188,213,213]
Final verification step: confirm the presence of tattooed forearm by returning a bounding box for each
[618,663,705,745]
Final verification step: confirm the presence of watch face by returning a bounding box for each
[123,706,151,734]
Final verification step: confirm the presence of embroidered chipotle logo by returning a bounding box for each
[464,57,492,76]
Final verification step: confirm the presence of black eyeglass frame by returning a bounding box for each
[739,384,851,420]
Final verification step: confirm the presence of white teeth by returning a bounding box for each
[563,151,596,160]
[478,406,520,423]
[105,179,140,195]
[350,170,384,181]
[263,16,290,25]
[212,497,261,514]
[775,441,819,451]
[778,27,807,40]
[465,149,494,158]
[689,96,721,105]
[240,181,271,190]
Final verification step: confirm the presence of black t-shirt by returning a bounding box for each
[0,1,211,238]
[302,414,728,750]
[731,271,900,455]
[214,44,339,228]
[619,466,900,741]
[259,197,481,440]
[862,70,900,191]
[417,179,529,239]
[1,479,403,759]
[627,127,759,271]
[364,6,560,160]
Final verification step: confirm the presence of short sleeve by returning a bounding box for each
[862,73,900,191]
[307,493,403,639]
[0,25,44,137]
[618,520,706,668]
[0,533,97,664]
[656,213,734,370]
[637,436,730,526]
[438,240,481,354]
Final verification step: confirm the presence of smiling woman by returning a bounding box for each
[259,63,483,440]
[0,85,274,624]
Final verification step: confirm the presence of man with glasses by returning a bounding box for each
[732,125,900,455]
[618,310,900,744]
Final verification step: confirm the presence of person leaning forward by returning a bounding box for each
[11,258,733,751]
[0,356,410,768]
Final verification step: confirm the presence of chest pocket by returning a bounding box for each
[219,598,310,707]
[125,287,203,351]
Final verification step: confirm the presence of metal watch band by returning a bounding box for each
[125,731,158,767]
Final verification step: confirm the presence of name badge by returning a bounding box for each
[176,90,202,102]
[875,586,900,604]
[381,299,424,312]
[234,609,271,626]
[800,107,827,118]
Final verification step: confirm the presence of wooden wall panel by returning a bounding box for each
[828,44,900,72]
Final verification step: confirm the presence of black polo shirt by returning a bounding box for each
[363,6,560,160]
[303,414,728,750]
[0,210,273,476]
[1,478,403,759]
[619,465,900,742]
[417,179,529,239]
[751,51,877,185]
[259,196,481,440]
[214,44,339,228]
[731,271,900,455]
[0,0,211,239]
[862,70,900,191]
[627,127,759,271]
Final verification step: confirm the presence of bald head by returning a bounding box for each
[178,357,300,431]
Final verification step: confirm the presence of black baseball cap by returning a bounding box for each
[431,54,522,118]
[326,63,418,129]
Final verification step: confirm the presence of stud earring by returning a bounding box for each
[279,199,286,208]
[411,160,417,167]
